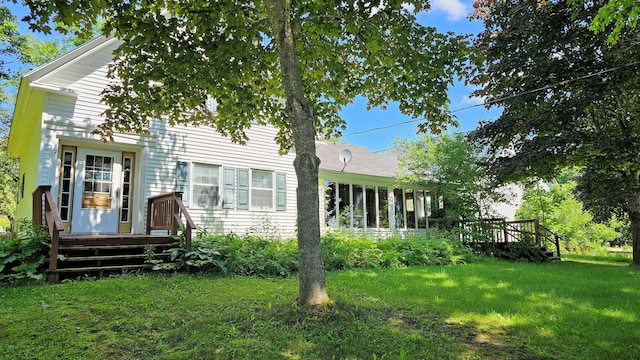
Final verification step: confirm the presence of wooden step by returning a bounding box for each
[58,253,171,262]
[59,235,176,247]
[47,234,182,283]
[59,243,173,251]
[47,264,151,274]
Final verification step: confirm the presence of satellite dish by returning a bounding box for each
[338,149,352,171]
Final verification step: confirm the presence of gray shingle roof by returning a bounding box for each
[316,141,398,178]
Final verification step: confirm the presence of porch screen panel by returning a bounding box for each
[338,183,351,227]
[393,188,404,228]
[366,186,377,228]
[405,189,415,228]
[416,190,427,229]
[324,182,337,226]
[378,187,389,228]
[82,155,114,209]
[353,185,364,228]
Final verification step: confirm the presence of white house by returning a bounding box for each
[9,36,443,239]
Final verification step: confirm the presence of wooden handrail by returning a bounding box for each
[146,192,195,250]
[32,185,64,283]
[460,218,562,259]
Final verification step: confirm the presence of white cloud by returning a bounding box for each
[459,94,485,107]
[431,0,467,21]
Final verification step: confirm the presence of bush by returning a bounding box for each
[151,229,475,278]
[0,221,50,284]
[150,230,299,277]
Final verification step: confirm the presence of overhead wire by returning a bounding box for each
[341,60,640,137]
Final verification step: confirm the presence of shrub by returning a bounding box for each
[151,229,475,278]
[0,221,50,284]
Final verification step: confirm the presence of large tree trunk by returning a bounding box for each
[627,185,640,266]
[266,0,330,306]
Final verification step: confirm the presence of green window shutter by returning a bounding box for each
[222,167,235,209]
[237,168,249,210]
[276,172,286,211]
[175,161,190,206]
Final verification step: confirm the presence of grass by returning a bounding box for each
[1,254,638,359]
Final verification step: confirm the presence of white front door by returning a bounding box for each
[71,149,122,234]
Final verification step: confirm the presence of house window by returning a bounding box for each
[251,170,273,209]
[192,163,220,208]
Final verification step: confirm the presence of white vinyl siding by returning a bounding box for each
[32,37,298,237]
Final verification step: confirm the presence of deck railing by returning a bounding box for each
[460,218,561,258]
[146,192,195,250]
[33,185,64,282]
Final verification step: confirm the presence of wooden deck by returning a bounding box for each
[460,219,562,261]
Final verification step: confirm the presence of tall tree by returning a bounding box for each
[0,5,72,226]
[395,133,504,223]
[568,0,640,44]
[470,0,640,265]
[22,0,469,305]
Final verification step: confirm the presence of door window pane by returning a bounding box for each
[82,154,114,209]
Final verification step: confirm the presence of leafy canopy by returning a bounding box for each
[395,133,504,221]
[22,0,470,152]
[470,0,640,264]
[568,0,640,44]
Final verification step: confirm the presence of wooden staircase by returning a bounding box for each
[46,235,178,282]
[460,218,562,262]
[33,186,196,283]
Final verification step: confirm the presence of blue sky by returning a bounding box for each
[8,0,500,152]
[340,0,502,151]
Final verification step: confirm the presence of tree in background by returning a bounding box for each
[22,0,470,306]
[516,170,620,254]
[470,0,640,265]
[0,5,78,228]
[568,0,640,44]
[395,133,506,224]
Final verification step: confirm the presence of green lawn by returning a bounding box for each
[1,255,638,359]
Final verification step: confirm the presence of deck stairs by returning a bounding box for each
[46,234,178,281]
[460,218,562,262]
